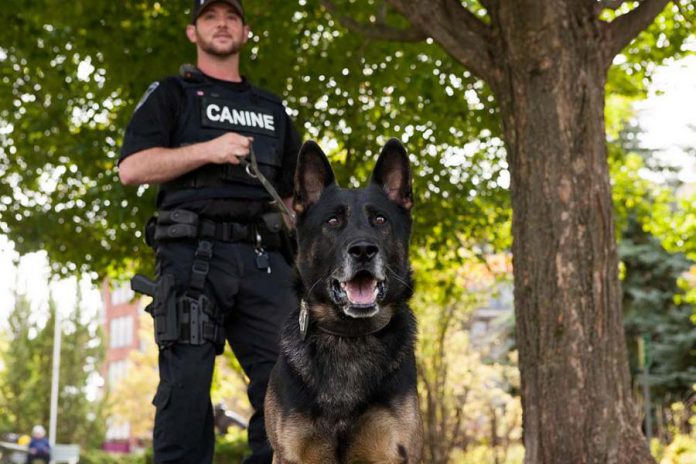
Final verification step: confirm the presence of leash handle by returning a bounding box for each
[241,147,296,227]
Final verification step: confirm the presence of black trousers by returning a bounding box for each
[151,240,295,464]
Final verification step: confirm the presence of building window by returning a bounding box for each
[108,360,129,387]
[110,316,133,349]
[111,283,135,306]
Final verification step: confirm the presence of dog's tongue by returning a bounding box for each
[344,278,378,305]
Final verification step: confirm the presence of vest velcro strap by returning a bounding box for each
[154,223,198,241]
[188,240,213,295]
[198,220,253,242]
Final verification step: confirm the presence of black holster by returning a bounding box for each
[178,294,225,354]
[146,273,179,349]
[145,273,225,353]
[145,216,158,249]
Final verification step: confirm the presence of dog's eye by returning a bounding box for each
[373,215,387,226]
[327,216,340,227]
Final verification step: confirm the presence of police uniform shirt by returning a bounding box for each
[120,73,300,218]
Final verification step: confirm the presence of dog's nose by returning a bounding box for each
[348,240,379,262]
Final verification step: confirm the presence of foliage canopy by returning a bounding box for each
[0,1,694,278]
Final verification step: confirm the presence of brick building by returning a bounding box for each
[101,279,142,453]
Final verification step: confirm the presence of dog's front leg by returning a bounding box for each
[269,412,336,464]
[346,394,423,464]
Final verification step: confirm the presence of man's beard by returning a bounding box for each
[197,31,244,57]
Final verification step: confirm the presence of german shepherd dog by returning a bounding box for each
[265,139,423,463]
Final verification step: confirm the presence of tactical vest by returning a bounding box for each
[158,68,288,207]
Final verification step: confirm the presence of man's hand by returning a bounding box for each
[206,133,254,165]
[119,133,255,186]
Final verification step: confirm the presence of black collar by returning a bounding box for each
[299,300,392,340]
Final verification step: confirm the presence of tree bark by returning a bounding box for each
[491,3,654,463]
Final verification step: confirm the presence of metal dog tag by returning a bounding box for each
[299,301,309,341]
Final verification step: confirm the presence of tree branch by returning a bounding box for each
[321,0,428,42]
[444,0,492,41]
[377,1,387,24]
[479,0,497,14]
[602,0,671,61]
[386,0,501,86]
[598,0,628,11]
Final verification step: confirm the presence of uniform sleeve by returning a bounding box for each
[119,78,182,164]
[276,111,301,198]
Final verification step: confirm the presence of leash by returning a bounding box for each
[241,146,296,226]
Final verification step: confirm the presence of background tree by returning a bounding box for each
[0,332,9,432]
[415,249,483,464]
[0,292,43,434]
[621,218,696,402]
[55,290,106,448]
[413,249,521,463]
[0,290,105,447]
[608,122,696,441]
[108,313,158,444]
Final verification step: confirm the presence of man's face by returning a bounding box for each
[187,2,249,57]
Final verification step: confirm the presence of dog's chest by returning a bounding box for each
[291,335,393,411]
[318,342,380,408]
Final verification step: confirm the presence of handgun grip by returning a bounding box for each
[131,274,157,297]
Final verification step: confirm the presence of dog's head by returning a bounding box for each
[293,139,413,320]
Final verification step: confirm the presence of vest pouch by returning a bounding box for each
[250,136,282,168]
[211,136,280,187]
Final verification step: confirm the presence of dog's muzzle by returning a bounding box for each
[330,270,387,318]
[327,239,388,317]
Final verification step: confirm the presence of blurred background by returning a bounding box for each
[0,1,695,463]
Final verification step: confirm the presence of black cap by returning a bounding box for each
[191,0,244,23]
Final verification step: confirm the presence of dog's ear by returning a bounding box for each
[294,140,337,215]
[371,138,413,211]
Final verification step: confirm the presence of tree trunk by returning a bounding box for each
[492,3,654,463]
[375,0,667,461]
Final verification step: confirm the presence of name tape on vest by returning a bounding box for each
[201,97,278,137]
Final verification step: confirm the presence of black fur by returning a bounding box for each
[266,139,421,463]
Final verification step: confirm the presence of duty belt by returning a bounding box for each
[155,219,254,242]
[152,209,282,247]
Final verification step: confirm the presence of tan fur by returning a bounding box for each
[266,386,334,464]
[267,386,423,464]
[274,413,334,464]
[346,394,423,464]
[264,384,280,457]
[311,302,336,323]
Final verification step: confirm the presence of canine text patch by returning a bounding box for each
[201,96,277,137]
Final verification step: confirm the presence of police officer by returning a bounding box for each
[118,1,299,463]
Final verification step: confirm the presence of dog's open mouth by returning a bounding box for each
[331,271,386,315]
